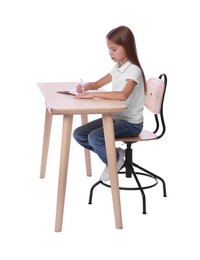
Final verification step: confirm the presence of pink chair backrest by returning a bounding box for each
[144,78,165,114]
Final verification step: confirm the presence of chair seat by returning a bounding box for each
[115,129,157,142]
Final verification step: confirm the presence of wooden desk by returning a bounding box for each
[38,82,127,231]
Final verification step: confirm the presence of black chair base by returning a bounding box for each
[88,155,167,214]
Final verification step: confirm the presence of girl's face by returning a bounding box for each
[107,39,128,65]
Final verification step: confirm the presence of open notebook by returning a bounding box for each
[57,89,105,96]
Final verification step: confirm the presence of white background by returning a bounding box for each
[0,0,199,259]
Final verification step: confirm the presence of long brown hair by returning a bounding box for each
[106,25,147,93]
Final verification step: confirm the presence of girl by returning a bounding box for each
[73,25,146,182]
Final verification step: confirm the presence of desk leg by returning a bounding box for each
[102,114,123,229]
[81,114,92,177]
[40,108,53,178]
[55,115,73,232]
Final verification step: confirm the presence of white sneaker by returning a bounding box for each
[116,147,125,158]
[100,166,109,182]
[100,152,125,182]
[117,153,125,171]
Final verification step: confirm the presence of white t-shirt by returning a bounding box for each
[110,61,144,124]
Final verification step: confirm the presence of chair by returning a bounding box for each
[88,73,167,215]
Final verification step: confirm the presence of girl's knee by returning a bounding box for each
[73,128,80,141]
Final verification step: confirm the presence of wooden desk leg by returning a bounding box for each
[40,108,53,178]
[81,114,92,177]
[102,114,123,229]
[55,115,73,232]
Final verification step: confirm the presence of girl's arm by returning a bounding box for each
[75,79,137,100]
[76,73,112,93]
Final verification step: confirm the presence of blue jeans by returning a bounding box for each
[73,118,143,165]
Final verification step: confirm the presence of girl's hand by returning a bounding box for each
[76,84,85,93]
[74,92,94,99]
[76,82,97,93]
